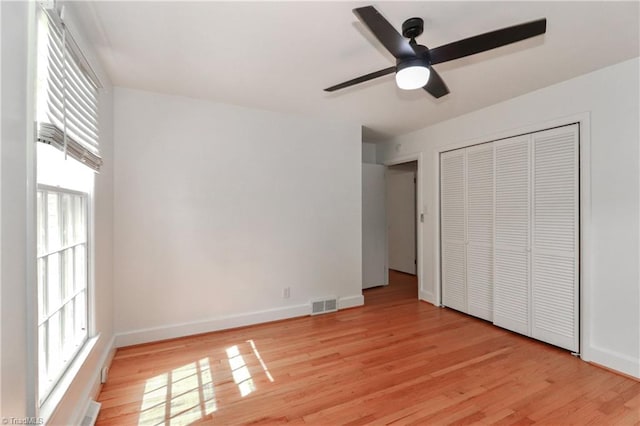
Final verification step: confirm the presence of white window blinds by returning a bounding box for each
[36,9,102,172]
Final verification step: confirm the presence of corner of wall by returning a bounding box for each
[587,345,640,379]
[419,290,436,305]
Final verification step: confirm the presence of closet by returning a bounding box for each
[440,124,579,352]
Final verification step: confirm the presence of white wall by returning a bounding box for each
[1,1,30,417]
[0,2,115,423]
[362,142,378,164]
[362,163,387,289]
[379,58,640,378]
[113,87,362,346]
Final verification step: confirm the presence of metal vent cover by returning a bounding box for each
[311,301,325,314]
[80,400,101,426]
[310,298,338,315]
[325,299,337,312]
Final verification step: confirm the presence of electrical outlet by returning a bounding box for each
[283,287,290,299]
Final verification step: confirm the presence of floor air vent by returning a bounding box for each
[80,400,101,426]
[311,298,338,315]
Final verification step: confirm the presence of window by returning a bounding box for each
[35,4,101,405]
[37,185,89,401]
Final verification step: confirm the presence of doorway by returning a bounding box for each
[361,156,421,299]
[386,161,418,276]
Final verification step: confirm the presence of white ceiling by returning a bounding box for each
[70,1,639,140]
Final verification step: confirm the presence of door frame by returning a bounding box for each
[384,153,424,300]
[433,112,592,360]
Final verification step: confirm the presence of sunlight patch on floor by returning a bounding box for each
[138,358,216,426]
[248,339,274,382]
[226,345,255,397]
[136,341,273,425]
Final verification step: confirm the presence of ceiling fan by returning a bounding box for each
[325,6,547,98]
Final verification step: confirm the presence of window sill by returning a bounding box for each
[39,333,100,423]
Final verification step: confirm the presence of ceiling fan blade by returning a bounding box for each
[429,18,547,65]
[423,68,449,98]
[324,67,396,92]
[353,6,416,59]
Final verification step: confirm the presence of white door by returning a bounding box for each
[494,135,531,335]
[440,150,466,313]
[386,165,417,274]
[530,124,579,351]
[362,164,387,289]
[466,144,495,321]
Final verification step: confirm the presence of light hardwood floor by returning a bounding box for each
[96,271,639,425]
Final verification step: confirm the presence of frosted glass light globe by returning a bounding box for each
[395,66,430,90]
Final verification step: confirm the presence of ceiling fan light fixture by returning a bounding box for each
[395,59,431,90]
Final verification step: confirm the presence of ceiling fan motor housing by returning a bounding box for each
[396,56,429,71]
[402,17,424,40]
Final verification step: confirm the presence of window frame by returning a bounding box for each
[36,183,92,406]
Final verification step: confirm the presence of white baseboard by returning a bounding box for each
[339,294,364,310]
[587,345,640,379]
[419,290,436,305]
[115,304,311,347]
[116,296,366,348]
[94,336,117,393]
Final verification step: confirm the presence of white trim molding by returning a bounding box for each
[339,295,365,310]
[419,290,435,304]
[40,332,116,424]
[589,346,640,379]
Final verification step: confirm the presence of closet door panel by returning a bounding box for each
[495,138,530,249]
[532,254,576,349]
[531,124,579,351]
[494,249,529,334]
[441,150,466,313]
[466,144,494,321]
[467,245,493,320]
[442,243,466,312]
[494,136,530,335]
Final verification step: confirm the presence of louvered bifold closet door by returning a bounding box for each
[441,150,467,313]
[494,135,531,335]
[531,124,579,351]
[466,144,495,321]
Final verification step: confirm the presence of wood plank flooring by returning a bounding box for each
[96,271,639,425]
